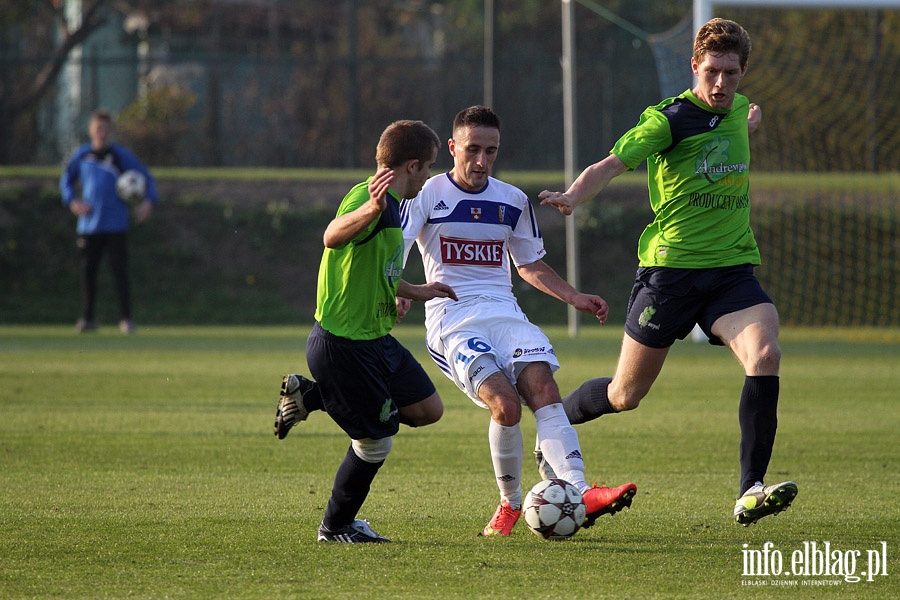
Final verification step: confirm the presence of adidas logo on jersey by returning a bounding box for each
[434,200,449,211]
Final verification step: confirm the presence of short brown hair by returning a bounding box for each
[693,18,752,69]
[375,120,440,169]
[452,105,501,136]
[90,108,113,124]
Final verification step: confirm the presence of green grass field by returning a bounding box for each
[1,325,897,599]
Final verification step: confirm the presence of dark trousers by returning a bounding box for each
[77,232,131,321]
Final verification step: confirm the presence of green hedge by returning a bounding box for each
[0,179,333,326]
[1,174,897,328]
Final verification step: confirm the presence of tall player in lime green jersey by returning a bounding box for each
[539,18,797,526]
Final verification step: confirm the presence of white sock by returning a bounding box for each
[534,403,589,493]
[488,419,523,508]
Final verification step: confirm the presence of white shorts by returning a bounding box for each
[425,296,560,409]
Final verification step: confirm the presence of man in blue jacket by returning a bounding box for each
[60,109,158,334]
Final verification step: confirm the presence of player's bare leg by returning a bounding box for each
[714,303,797,524]
[607,335,669,412]
[398,392,443,427]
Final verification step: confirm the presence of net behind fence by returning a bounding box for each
[751,178,898,328]
[728,7,900,173]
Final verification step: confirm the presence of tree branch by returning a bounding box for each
[9,0,109,114]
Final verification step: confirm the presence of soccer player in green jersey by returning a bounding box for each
[274,120,457,543]
[539,18,797,526]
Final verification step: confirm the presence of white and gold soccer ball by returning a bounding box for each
[116,170,147,204]
[523,478,586,540]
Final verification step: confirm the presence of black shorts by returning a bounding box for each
[624,264,773,349]
[305,322,436,440]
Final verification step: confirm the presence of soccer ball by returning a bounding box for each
[523,478,586,540]
[116,170,146,204]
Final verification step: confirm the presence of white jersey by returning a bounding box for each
[401,172,546,318]
[400,172,556,403]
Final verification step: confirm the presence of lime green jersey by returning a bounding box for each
[612,90,760,268]
[314,179,404,340]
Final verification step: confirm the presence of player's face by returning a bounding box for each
[692,51,746,111]
[88,118,111,150]
[448,125,499,192]
[404,146,438,199]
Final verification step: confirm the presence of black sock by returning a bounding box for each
[322,445,383,531]
[562,377,617,425]
[738,375,779,495]
[304,383,324,412]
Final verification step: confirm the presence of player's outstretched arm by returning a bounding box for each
[516,260,608,324]
[568,292,608,324]
[538,154,628,216]
[397,280,458,303]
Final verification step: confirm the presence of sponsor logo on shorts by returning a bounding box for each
[379,398,397,423]
[512,346,552,358]
[638,305,659,330]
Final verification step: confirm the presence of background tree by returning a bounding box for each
[0,0,111,162]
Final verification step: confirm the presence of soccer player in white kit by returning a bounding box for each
[401,106,637,536]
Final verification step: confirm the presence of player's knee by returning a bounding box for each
[609,381,648,412]
[764,340,781,366]
[352,437,392,463]
[529,378,562,405]
[747,341,781,375]
[402,394,444,427]
[613,396,641,412]
[489,398,522,427]
[410,403,444,427]
[433,400,445,423]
